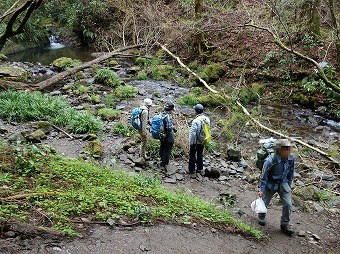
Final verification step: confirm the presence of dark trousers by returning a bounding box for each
[160,140,174,167]
[188,144,204,173]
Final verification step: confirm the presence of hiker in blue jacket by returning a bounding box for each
[188,104,210,174]
[159,102,176,171]
[258,139,295,235]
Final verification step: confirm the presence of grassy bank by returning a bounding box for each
[0,142,262,238]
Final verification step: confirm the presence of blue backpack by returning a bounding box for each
[151,113,166,139]
[130,107,143,130]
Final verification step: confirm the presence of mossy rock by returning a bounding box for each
[203,63,226,82]
[199,93,226,106]
[135,57,148,66]
[294,185,319,201]
[85,140,104,158]
[0,54,8,61]
[108,60,119,67]
[0,66,31,82]
[52,57,82,70]
[29,121,52,134]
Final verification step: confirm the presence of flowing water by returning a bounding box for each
[7,37,96,65]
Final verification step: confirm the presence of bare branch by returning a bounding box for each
[244,23,340,94]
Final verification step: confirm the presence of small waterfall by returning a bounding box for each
[48,35,65,49]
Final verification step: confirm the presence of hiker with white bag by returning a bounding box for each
[257,139,296,236]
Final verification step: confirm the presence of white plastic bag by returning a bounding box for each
[251,198,267,214]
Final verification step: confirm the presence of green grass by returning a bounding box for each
[97,108,121,120]
[113,85,137,98]
[0,143,262,238]
[0,90,103,134]
[111,122,137,136]
[94,68,121,87]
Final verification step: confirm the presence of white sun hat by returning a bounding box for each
[143,98,153,106]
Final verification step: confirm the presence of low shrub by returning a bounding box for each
[97,108,121,120]
[113,85,137,98]
[94,68,121,87]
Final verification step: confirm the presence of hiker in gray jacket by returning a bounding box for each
[258,139,295,235]
[139,98,153,159]
[188,104,210,174]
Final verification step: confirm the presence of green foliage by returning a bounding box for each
[135,56,161,67]
[97,108,121,120]
[239,83,263,105]
[205,140,217,153]
[113,85,137,98]
[0,90,102,134]
[315,190,333,201]
[177,94,200,106]
[149,64,176,81]
[94,68,121,87]
[74,84,93,95]
[111,123,136,136]
[146,138,160,157]
[219,110,247,140]
[0,53,8,60]
[0,142,262,238]
[52,57,82,70]
[103,93,118,108]
[137,71,148,80]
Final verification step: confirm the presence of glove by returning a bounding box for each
[173,128,177,133]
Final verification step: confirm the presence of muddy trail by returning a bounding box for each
[0,63,340,253]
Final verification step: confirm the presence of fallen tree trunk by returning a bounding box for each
[160,43,339,166]
[1,220,65,239]
[0,80,31,90]
[0,44,142,91]
[27,44,142,91]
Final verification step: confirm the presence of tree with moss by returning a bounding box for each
[328,0,340,67]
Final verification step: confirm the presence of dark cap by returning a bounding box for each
[194,104,204,113]
[165,102,175,111]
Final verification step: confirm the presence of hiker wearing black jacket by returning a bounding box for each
[258,139,295,235]
[159,102,176,171]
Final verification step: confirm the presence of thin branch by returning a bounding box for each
[158,43,218,93]
[52,124,74,139]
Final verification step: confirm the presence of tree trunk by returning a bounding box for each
[301,0,321,37]
[0,0,43,51]
[309,0,321,37]
[328,0,340,67]
[194,0,205,55]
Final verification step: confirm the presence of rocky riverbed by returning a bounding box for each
[0,59,339,253]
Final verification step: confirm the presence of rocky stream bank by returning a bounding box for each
[0,59,339,254]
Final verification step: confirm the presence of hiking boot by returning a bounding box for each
[196,170,204,176]
[258,213,266,226]
[280,224,295,235]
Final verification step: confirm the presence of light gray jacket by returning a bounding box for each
[189,114,210,145]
